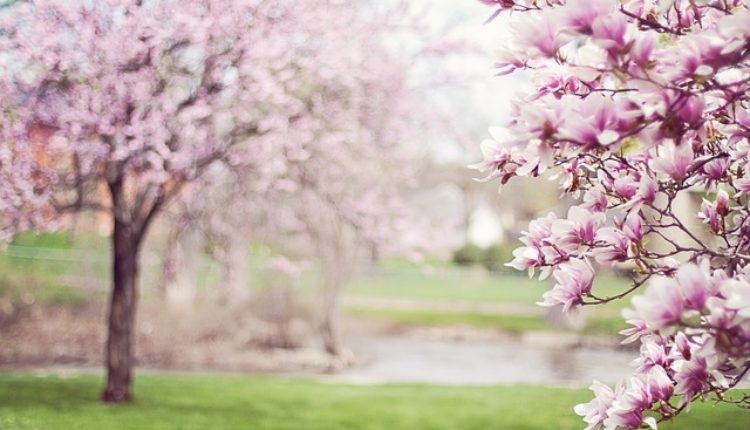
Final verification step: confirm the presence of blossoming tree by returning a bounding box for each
[0,0,357,402]
[0,96,55,241]
[157,4,440,357]
[475,0,750,427]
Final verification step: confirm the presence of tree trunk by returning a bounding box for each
[319,275,355,369]
[102,216,142,403]
[220,235,249,303]
[320,286,343,356]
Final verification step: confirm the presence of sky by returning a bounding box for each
[417,2,532,246]
[411,1,531,164]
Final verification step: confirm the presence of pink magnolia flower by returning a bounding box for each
[698,157,727,187]
[593,227,629,263]
[642,365,674,401]
[534,63,588,97]
[583,186,609,212]
[734,177,750,196]
[649,140,694,180]
[613,175,638,200]
[508,246,544,274]
[675,262,711,310]
[714,189,730,216]
[698,195,723,233]
[630,32,658,68]
[677,95,705,126]
[551,206,604,248]
[519,212,557,248]
[635,174,656,206]
[574,380,616,430]
[603,378,655,430]
[672,332,692,360]
[621,212,643,243]
[509,11,570,60]
[723,279,750,319]
[591,13,632,53]
[559,94,637,147]
[512,94,567,142]
[539,258,594,311]
[625,276,684,333]
[672,341,727,406]
[470,134,516,182]
[662,34,719,82]
[495,50,526,76]
[477,1,750,425]
[620,318,648,344]
[581,188,609,212]
[633,335,670,372]
[563,0,617,35]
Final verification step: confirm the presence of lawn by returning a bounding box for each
[346,307,628,336]
[0,372,747,430]
[347,269,633,308]
[345,268,633,336]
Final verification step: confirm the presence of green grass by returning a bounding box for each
[347,270,632,308]
[10,231,75,249]
[347,307,627,336]
[0,372,746,430]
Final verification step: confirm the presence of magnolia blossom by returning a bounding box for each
[574,380,616,430]
[477,0,750,425]
[552,206,605,249]
[592,227,629,263]
[725,281,750,319]
[625,277,684,333]
[649,141,694,181]
[698,190,731,234]
[539,258,594,311]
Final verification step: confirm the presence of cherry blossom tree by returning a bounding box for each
[0,0,365,402]
[475,0,750,427]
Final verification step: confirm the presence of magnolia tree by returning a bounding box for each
[475,0,750,427]
[0,0,358,402]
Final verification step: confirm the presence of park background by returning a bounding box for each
[0,0,747,429]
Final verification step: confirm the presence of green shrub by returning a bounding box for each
[482,243,513,272]
[452,243,484,266]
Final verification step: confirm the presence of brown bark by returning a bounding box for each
[101,175,156,403]
[320,286,343,356]
[102,214,142,402]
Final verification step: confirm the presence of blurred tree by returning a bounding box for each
[0,0,401,402]
[158,3,457,358]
